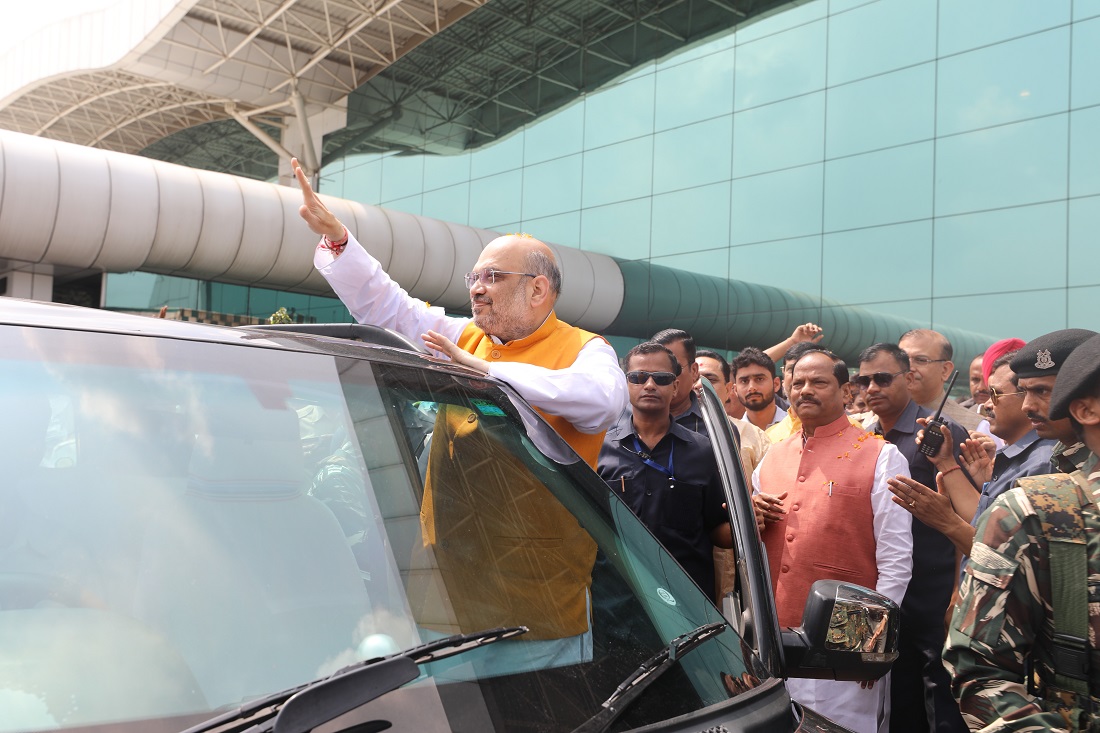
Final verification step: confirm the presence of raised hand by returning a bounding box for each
[292,157,344,241]
[960,437,994,485]
[887,474,957,531]
[915,416,955,467]
[791,323,824,344]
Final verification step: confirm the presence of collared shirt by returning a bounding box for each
[598,414,728,601]
[868,400,972,611]
[672,391,709,437]
[971,430,1057,524]
[741,403,786,430]
[316,233,628,434]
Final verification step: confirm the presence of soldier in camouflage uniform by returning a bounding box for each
[944,333,1100,732]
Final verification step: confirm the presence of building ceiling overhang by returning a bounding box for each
[0,0,487,161]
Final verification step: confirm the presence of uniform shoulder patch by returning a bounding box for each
[1016,474,1086,544]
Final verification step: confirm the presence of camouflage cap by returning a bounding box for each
[1009,328,1097,379]
[1049,333,1100,420]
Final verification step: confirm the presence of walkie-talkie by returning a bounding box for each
[919,370,959,457]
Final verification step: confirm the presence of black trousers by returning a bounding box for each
[889,614,967,733]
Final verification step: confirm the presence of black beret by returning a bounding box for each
[1049,333,1100,420]
[1010,328,1097,378]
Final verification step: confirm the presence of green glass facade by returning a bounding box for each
[106,0,1100,350]
[315,0,1100,345]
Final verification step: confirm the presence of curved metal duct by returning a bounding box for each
[608,260,993,366]
[0,129,625,331]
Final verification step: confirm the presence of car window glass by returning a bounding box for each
[0,327,761,733]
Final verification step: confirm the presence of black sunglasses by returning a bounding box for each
[626,370,677,386]
[851,370,907,390]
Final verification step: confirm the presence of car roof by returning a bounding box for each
[0,298,457,374]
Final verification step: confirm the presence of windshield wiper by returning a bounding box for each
[570,622,727,733]
[181,626,527,733]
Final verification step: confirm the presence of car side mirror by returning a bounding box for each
[781,580,900,681]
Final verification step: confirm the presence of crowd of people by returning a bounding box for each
[293,159,1100,733]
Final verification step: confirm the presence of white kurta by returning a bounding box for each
[753,441,913,733]
[314,234,628,434]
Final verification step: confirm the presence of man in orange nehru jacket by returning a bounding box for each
[294,159,628,663]
[752,349,912,733]
[294,158,627,463]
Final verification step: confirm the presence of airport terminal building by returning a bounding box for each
[1,0,1097,362]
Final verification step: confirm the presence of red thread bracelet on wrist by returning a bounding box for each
[939,465,962,477]
[322,227,348,252]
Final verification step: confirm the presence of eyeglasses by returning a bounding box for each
[463,269,537,288]
[625,370,677,386]
[909,356,948,366]
[851,370,907,390]
[989,385,1026,405]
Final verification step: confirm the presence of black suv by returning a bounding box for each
[0,300,898,733]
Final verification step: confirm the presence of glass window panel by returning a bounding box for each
[654,49,735,131]
[934,115,1068,216]
[734,20,826,110]
[1069,287,1100,330]
[827,0,937,86]
[1069,196,1100,287]
[580,198,651,258]
[651,248,730,278]
[423,153,470,192]
[729,235,822,297]
[732,92,824,176]
[653,117,733,194]
[470,132,525,179]
[731,163,823,245]
[341,157,382,205]
[936,28,1070,137]
[826,64,935,159]
[522,154,582,220]
[850,298,932,325]
[1077,0,1100,20]
[103,272,156,310]
[1071,107,1100,198]
[422,183,470,225]
[938,0,1071,56]
[823,142,933,231]
[318,160,346,196]
[581,137,653,209]
[651,182,731,258]
[382,194,421,216]
[583,74,655,150]
[829,0,876,13]
[380,155,424,203]
[933,290,1067,342]
[822,221,932,304]
[734,0,827,45]
[1072,18,1100,108]
[656,31,736,71]
[933,202,1067,298]
[520,211,580,249]
[524,103,584,166]
[469,170,522,229]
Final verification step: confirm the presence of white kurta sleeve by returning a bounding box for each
[871,443,914,606]
[314,233,468,345]
[488,338,628,434]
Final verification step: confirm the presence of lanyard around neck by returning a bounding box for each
[632,435,675,480]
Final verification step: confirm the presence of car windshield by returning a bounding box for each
[0,324,763,733]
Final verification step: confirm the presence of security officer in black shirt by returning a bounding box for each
[598,342,733,601]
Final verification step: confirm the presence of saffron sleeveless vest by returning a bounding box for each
[418,312,603,639]
[456,311,605,468]
[759,414,884,627]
